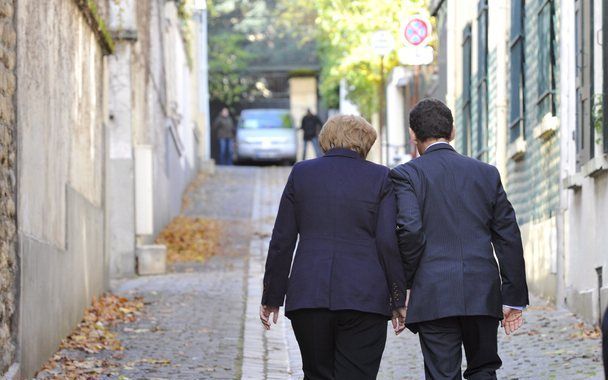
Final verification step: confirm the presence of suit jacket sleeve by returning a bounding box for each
[375,173,407,309]
[261,169,298,307]
[390,166,426,289]
[490,169,529,307]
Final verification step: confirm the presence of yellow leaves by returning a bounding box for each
[140,358,171,365]
[156,216,222,263]
[37,294,144,379]
[569,322,601,340]
[60,294,143,353]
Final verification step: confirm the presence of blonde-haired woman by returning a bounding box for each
[260,115,407,379]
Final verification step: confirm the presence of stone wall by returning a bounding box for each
[15,0,110,376]
[0,0,17,376]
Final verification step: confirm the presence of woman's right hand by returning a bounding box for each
[260,305,279,330]
[391,307,407,335]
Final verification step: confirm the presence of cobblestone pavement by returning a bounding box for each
[40,166,604,379]
[378,298,603,380]
[108,166,260,379]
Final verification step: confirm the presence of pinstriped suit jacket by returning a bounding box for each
[390,143,529,325]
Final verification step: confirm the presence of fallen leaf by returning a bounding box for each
[156,216,223,263]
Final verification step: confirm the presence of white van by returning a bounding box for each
[235,109,297,165]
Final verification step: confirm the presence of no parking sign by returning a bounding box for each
[399,15,433,65]
[402,15,432,47]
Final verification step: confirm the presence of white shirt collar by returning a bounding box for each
[424,141,450,153]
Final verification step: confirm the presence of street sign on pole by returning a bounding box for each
[399,15,434,65]
[398,46,434,65]
[371,30,395,56]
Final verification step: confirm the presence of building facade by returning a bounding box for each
[560,0,608,323]
[106,0,210,279]
[429,0,608,323]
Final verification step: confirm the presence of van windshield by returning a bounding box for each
[240,113,292,129]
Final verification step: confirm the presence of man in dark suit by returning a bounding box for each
[391,98,529,379]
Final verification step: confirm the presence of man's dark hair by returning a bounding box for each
[409,98,454,142]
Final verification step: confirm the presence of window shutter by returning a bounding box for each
[604,0,608,153]
[509,0,525,143]
[462,24,472,156]
[575,0,593,167]
[537,0,556,121]
[476,0,488,160]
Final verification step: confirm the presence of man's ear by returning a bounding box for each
[409,127,418,143]
[449,126,456,142]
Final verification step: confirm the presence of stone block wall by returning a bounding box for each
[0,0,17,375]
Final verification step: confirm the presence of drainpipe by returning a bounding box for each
[596,267,603,324]
[555,0,575,309]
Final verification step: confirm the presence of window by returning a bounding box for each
[575,0,593,167]
[433,0,448,103]
[462,24,472,156]
[476,0,489,160]
[537,0,556,121]
[509,0,525,143]
[604,0,608,153]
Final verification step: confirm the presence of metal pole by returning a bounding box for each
[379,55,386,165]
[412,65,421,158]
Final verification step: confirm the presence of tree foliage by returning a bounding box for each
[207,1,259,106]
[207,0,318,107]
[276,0,428,117]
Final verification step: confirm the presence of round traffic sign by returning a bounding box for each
[404,17,430,46]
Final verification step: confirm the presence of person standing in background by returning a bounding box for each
[300,109,323,160]
[213,107,235,165]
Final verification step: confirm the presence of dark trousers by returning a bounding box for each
[417,316,502,380]
[289,309,387,380]
[218,138,233,165]
[302,137,322,160]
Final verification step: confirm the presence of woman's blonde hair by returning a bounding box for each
[318,115,377,158]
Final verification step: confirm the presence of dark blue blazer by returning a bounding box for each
[262,148,407,318]
[390,143,529,325]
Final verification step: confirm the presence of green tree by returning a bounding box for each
[207,1,259,106]
[277,0,428,117]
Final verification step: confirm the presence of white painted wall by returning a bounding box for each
[561,0,608,323]
[339,79,361,116]
[107,0,208,273]
[386,67,412,166]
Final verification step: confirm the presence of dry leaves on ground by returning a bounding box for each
[36,294,144,380]
[569,321,601,339]
[156,216,222,263]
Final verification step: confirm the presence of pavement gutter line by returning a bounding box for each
[242,169,265,379]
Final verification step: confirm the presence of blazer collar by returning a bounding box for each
[424,142,455,155]
[324,148,362,159]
